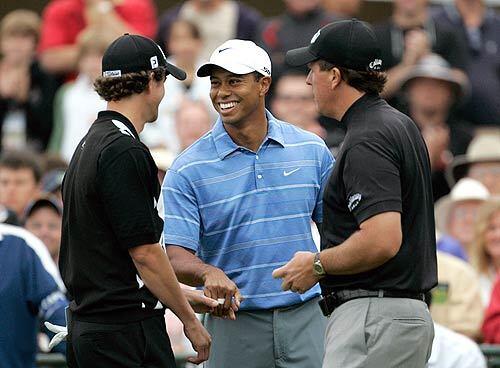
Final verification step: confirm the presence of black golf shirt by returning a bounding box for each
[321,93,437,295]
[60,110,164,323]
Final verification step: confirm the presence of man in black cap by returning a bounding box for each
[57,34,215,367]
[273,19,437,367]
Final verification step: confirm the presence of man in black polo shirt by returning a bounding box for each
[273,20,437,367]
[58,34,214,367]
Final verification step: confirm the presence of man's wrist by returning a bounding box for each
[313,252,326,278]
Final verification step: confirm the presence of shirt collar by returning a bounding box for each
[341,93,381,127]
[212,109,285,160]
[97,110,140,141]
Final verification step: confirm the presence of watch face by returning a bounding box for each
[314,263,325,276]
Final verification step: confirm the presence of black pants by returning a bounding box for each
[66,314,177,368]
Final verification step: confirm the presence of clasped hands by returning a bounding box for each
[272,251,320,294]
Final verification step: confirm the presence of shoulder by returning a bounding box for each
[437,251,479,278]
[434,323,483,356]
[42,0,77,18]
[278,119,327,146]
[0,224,65,290]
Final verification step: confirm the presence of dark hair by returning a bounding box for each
[94,67,166,101]
[318,60,387,95]
[0,150,42,183]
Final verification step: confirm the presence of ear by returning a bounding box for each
[330,67,342,90]
[259,76,272,96]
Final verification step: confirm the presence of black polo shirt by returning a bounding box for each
[321,93,437,294]
[59,110,164,323]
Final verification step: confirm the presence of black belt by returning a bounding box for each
[318,289,426,317]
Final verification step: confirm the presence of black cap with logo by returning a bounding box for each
[102,33,186,80]
[285,19,383,72]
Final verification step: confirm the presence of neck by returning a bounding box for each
[107,99,148,134]
[223,107,268,152]
[456,0,485,27]
[334,88,366,121]
[393,9,427,28]
[410,106,448,128]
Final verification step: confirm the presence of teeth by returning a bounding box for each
[220,101,238,110]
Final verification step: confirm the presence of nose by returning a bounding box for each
[306,70,313,86]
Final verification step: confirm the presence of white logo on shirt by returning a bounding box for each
[283,168,300,177]
[112,120,134,139]
[348,193,362,212]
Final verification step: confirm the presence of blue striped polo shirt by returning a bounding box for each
[162,111,334,310]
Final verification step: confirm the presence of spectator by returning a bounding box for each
[483,275,500,343]
[38,0,157,75]
[24,196,62,264]
[175,100,213,152]
[150,147,175,184]
[0,223,68,366]
[270,70,326,139]
[0,9,59,152]
[373,0,468,102]
[157,0,262,60]
[472,198,500,305]
[430,251,484,339]
[402,54,473,200]
[432,0,500,126]
[259,0,334,80]
[428,298,486,368]
[322,0,362,18]
[435,178,489,259]
[48,28,109,162]
[0,150,42,219]
[446,130,500,195]
[142,19,215,151]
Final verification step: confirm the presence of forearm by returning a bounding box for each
[321,213,402,275]
[381,63,413,99]
[40,46,79,74]
[166,245,218,287]
[132,245,198,325]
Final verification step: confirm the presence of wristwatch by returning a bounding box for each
[313,252,326,277]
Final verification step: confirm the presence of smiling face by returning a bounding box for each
[209,67,269,127]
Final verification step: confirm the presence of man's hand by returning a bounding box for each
[183,317,212,365]
[183,288,218,314]
[202,267,242,320]
[402,30,430,66]
[272,251,319,294]
[44,322,68,350]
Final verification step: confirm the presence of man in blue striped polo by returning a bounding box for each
[162,39,334,368]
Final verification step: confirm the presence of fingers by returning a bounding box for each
[187,347,209,365]
[272,265,286,279]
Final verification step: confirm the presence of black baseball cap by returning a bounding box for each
[285,19,383,72]
[102,33,186,80]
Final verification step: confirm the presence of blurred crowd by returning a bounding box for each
[0,0,499,367]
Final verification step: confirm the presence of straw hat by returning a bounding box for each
[445,131,500,187]
[435,178,490,233]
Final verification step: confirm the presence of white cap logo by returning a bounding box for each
[150,56,159,69]
[368,59,382,71]
[103,70,122,77]
[311,30,321,44]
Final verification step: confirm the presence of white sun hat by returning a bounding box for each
[197,39,272,78]
[434,177,490,233]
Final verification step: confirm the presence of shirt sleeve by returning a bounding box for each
[38,3,74,53]
[23,238,68,353]
[97,147,161,250]
[312,146,335,224]
[161,169,201,252]
[343,141,402,225]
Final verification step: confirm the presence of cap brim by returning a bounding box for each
[165,62,186,81]
[285,46,318,67]
[196,62,255,77]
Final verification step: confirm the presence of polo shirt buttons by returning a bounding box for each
[256,155,259,160]
[257,174,263,179]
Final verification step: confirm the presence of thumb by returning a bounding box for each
[272,266,286,279]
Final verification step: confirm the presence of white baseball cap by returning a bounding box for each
[197,39,272,77]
